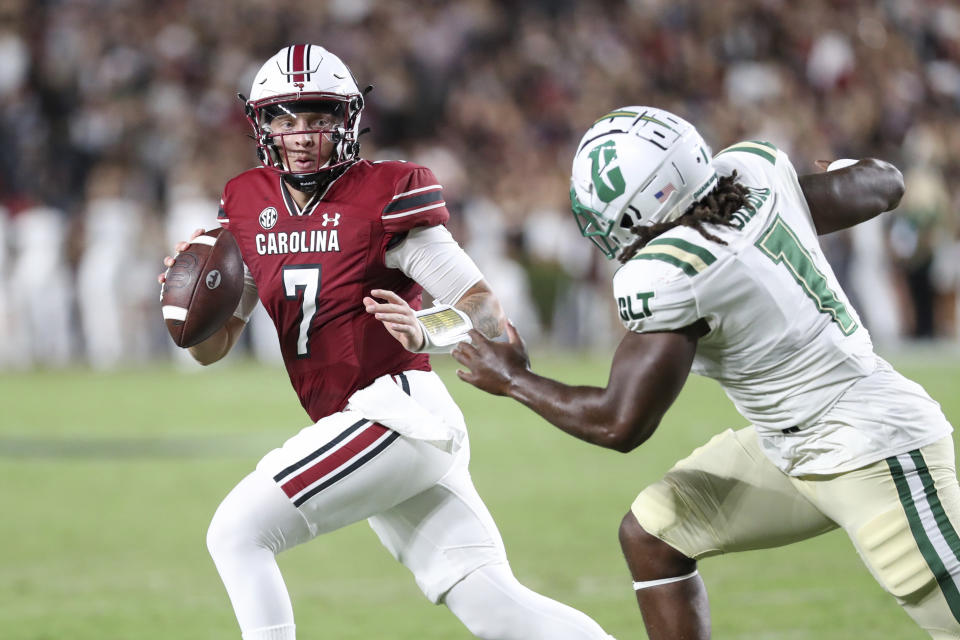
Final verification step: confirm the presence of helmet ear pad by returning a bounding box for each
[619,207,640,230]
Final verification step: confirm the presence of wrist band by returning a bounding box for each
[413,305,473,353]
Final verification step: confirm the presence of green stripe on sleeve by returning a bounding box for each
[746,140,777,151]
[716,142,777,165]
[646,237,717,265]
[633,252,699,277]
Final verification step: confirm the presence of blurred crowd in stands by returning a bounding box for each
[1,0,959,369]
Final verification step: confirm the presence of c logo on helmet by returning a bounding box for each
[588,141,626,203]
[259,207,278,230]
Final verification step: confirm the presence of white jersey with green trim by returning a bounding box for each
[612,141,951,475]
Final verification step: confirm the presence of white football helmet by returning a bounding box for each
[243,44,365,191]
[570,106,718,259]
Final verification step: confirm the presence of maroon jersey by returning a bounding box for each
[218,160,450,421]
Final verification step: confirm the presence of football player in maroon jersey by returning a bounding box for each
[160,45,614,640]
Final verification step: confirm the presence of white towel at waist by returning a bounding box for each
[346,374,464,453]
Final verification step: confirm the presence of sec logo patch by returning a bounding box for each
[259,206,278,230]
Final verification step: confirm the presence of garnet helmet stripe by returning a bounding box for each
[292,44,306,83]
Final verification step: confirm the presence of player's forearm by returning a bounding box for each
[455,289,505,340]
[800,159,905,235]
[505,369,653,452]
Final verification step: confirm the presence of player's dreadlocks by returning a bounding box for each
[619,171,753,264]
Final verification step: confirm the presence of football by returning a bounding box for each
[160,228,244,348]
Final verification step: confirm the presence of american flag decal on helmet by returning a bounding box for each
[272,418,400,507]
[655,183,676,203]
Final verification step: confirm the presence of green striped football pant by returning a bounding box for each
[632,427,960,639]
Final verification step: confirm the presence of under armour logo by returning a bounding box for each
[322,212,341,227]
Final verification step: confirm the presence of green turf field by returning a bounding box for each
[2,350,959,639]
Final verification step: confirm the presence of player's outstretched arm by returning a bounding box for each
[364,279,504,352]
[798,158,905,235]
[451,279,505,340]
[453,321,700,452]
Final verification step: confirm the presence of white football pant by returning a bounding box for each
[206,370,613,640]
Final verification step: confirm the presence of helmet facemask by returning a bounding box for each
[570,187,642,259]
[244,93,363,192]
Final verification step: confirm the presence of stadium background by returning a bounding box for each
[1,0,959,366]
[2,1,960,639]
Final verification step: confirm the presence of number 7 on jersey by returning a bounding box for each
[755,215,857,335]
[283,265,322,357]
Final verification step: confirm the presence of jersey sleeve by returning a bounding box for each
[380,166,450,233]
[232,261,259,322]
[612,258,700,333]
[217,201,228,229]
[217,182,232,230]
[773,147,818,233]
[384,225,483,304]
[714,140,818,233]
[713,140,779,186]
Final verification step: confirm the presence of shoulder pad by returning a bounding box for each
[379,163,449,232]
[613,256,700,333]
[715,140,778,166]
[630,234,720,278]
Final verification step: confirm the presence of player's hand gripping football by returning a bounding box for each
[157,228,206,285]
[452,321,530,396]
[364,289,426,351]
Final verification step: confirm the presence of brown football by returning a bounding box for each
[160,228,244,348]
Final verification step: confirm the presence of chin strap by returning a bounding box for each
[282,161,353,194]
[632,569,699,591]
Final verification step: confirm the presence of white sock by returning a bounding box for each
[444,563,613,639]
[242,624,296,640]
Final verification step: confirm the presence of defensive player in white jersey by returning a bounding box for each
[452,106,960,639]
